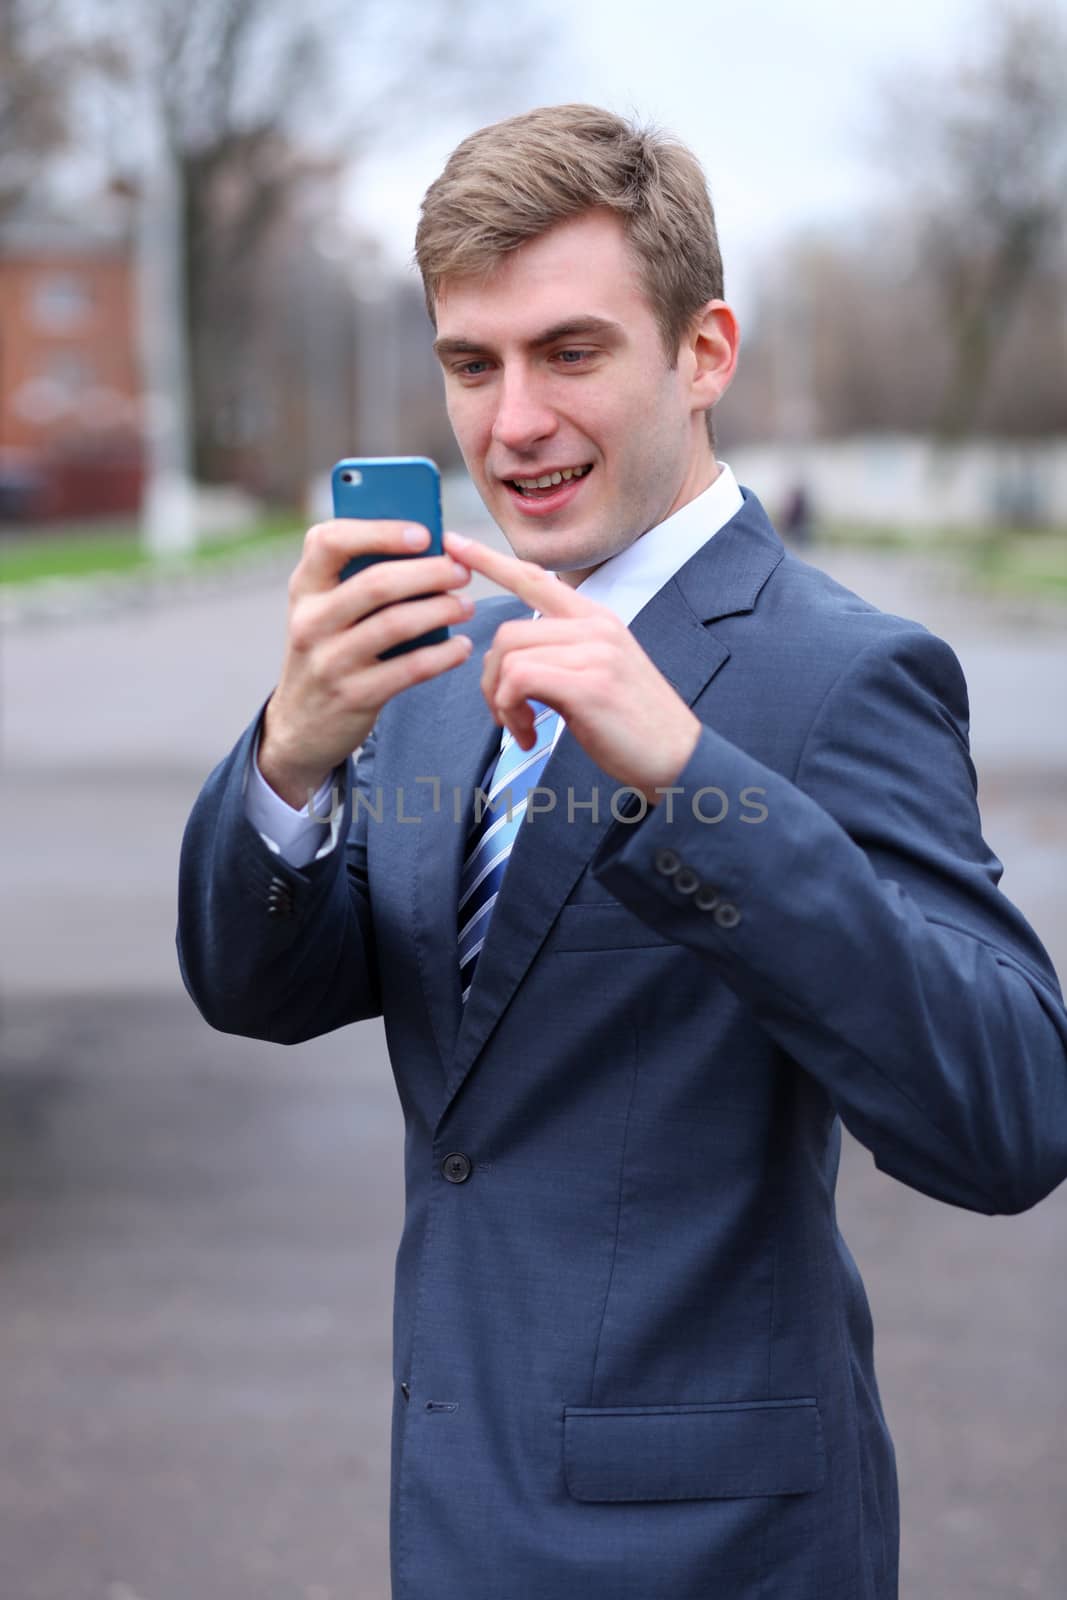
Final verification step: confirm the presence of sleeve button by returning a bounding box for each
[674,866,700,894]
[694,884,720,911]
[714,902,741,928]
[654,848,681,877]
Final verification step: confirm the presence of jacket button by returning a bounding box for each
[266,876,294,917]
[442,1152,472,1184]
[654,848,681,876]
[674,866,700,894]
[694,883,720,911]
[714,902,741,928]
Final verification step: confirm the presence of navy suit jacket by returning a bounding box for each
[178,490,1067,1599]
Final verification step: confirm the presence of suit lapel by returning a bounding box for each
[434,488,785,1111]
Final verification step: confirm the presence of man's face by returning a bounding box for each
[433,209,717,585]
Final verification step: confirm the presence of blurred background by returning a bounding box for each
[2,0,1065,1596]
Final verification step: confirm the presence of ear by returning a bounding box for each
[682,299,740,414]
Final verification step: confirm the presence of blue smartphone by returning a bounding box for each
[332,455,449,660]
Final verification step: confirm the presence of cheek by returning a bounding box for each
[445,398,486,469]
[626,379,688,464]
[454,406,499,480]
[605,391,686,514]
[611,395,667,476]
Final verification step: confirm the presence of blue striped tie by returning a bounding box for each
[458,700,560,1002]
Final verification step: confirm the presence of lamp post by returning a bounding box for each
[135,42,195,558]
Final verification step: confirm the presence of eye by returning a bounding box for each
[554,349,590,365]
[455,359,490,377]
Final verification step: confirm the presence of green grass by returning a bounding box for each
[967,532,1067,598]
[0,512,303,586]
[817,521,1067,600]
[5,511,1066,603]
[819,519,998,553]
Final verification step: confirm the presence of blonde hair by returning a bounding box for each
[414,103,724,367]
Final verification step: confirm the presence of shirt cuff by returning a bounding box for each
[245,728,344,868]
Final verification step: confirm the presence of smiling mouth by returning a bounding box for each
[505,463,594,497]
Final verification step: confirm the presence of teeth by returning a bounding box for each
[512,465,590,490]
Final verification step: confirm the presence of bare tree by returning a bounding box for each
[79,0,538,484]
[718,212,1067,448]
[0,0,80,221]
[877,0,1067,440]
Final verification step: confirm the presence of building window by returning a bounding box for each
[30,272,92,330]
[44,350,95,393]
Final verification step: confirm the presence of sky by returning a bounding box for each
[345,0,1044,321]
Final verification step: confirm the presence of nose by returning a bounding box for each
[490,366,558,455]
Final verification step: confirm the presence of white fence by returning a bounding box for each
[728,435,1067,533]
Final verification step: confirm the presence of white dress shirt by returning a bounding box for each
[246,463,744,867]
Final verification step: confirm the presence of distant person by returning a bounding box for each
[781,480,814,548]
[177,105,1067,1599]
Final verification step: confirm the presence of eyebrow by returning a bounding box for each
[432,315,624,363]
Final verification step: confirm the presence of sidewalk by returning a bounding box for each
[1,527,1065,1600]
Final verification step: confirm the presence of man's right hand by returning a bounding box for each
[257,518,474,809]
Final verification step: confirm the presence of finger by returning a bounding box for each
[326,588,475,671]
[481,616,594,706]
[294,518,438,596]
[356,628,475,705]
[490,646,592,747]
[493,644,591,716]
[442,532,594,617]
[334,552,471,629]
[289,553,470,654]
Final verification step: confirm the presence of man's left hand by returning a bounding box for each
[443,532,701,806]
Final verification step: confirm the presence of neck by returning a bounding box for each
[556,454,722,590]
[668,449,721,522]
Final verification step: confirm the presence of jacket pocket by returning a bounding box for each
[563,1398,825,1503]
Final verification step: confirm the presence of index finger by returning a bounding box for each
[442,531,593,617]
[297,518,433,594]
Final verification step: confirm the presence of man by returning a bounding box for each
[178,105,1067,1599]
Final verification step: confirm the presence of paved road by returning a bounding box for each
[1,535,1065,1598]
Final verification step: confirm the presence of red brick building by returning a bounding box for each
[0,216,144,520]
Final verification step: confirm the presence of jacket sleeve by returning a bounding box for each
[591,625,1067,1215]
[176,699,381,1043]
